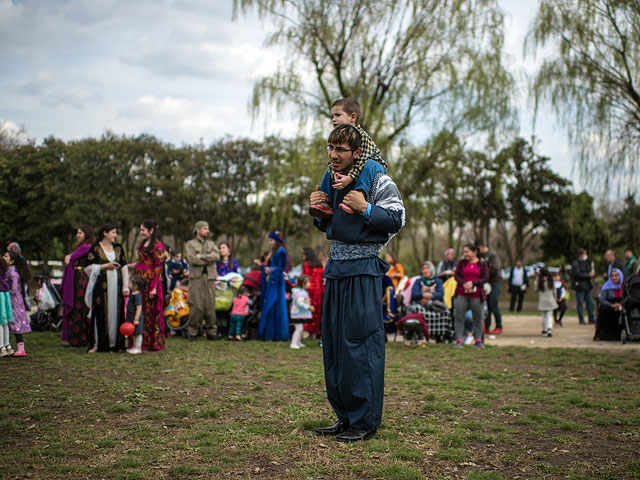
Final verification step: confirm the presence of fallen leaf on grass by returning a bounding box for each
[318,443,328,449]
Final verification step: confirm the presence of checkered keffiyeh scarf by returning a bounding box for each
[356,125,387,168]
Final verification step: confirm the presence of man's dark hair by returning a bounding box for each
[331,98,362,124]
[328,124,362,151]
[577,248,587,257]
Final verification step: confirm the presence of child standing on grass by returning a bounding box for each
[553,271,567,327]
[3,249,32,356]
[230,286,250,341]
[126,275,145,355]
[0,257,14,356]
[309,98,388,218]
[537,267,558,337]
[290,275,314,349]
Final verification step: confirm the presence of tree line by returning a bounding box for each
[1,128,637,272]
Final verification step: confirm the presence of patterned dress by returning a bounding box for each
[61,244,91,346]
[134,242,165,350]
[216,257,239,276]
[7,267,30,334]
[83,243,127,352]
[302,261,324,335]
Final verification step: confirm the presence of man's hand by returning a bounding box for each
[342,190,368,213]
[310,185,328,206]
[332,173,353,190]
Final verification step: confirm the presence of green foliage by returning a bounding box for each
[541,190,609,263]
[233,0,515,151]
[528,0,640,190]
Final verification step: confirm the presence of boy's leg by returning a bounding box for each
[310,169,334,218]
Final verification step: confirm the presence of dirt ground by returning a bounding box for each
[385,312,640,351]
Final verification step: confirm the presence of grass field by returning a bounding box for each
[2,331,640,479]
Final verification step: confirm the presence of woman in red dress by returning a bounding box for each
[302,246,324,338]
[132,219,165,350]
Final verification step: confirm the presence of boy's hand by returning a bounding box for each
[310,185,328,205]
[341,190,367,213]
[332,173,353,190]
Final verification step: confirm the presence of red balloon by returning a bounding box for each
[120,322,135,337]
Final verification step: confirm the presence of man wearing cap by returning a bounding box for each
[309,124,405,443]
[185,221,220,341]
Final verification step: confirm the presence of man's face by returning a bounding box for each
[197,226,210,238]
[605,250,614,262]
[479,245,488,254]
[330,106,357,128]
[516,260,523,267]
[326,142,360,174]
[625,250,632,259]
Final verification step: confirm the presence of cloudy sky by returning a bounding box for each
[0,0,578,185]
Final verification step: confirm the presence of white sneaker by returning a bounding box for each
[0,346,6,357]
[289,344,300,349]
[5,345,14,355]
[127,347,141,355]
[464,335,474,345]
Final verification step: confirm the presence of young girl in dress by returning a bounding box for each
[290,275,314,349]
[537,267,558,338]
[3,250,33,356]
[0,257,14,356]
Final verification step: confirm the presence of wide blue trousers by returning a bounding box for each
[322,274,385,430]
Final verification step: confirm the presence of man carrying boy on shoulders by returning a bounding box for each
[310,124,405,443]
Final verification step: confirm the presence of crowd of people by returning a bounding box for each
[1,219,635,359]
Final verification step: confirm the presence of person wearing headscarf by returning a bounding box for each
[436,248,457,282]
[257,231,289,341]
[185,221,220,341]
[594,267,624,341]
[410,261,444,307]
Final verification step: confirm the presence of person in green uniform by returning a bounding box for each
[185,221,220,341]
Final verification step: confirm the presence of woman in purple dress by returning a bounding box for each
[60,225,95,346]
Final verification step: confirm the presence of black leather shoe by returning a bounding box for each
[314,421,349,436]
[335,428,377,443]
[206,335,219,341]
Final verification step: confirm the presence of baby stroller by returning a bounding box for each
[241,270,262,339]
[621,273,640,343]
[30,275,62,331]
[165,286,190,332]
[215,273,244,338]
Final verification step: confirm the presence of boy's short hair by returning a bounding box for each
[332,98,362,124]
[130,275,146,291]
[328,124,362,151]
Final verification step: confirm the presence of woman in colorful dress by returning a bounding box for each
[60,225,94,347]
[83,224,129,352]
[132,219,165,350]
[216,241,239,276]
[257,231,289,341]
[302,246,324,339]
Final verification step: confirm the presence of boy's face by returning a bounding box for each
[331,106,357,128]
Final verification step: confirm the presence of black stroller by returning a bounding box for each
[621,273,640,344]
[30,275,63,331]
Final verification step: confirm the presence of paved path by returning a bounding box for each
[483,314,640,351]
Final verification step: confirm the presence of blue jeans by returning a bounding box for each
[486,283,502,329]
[575,290,595,324]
